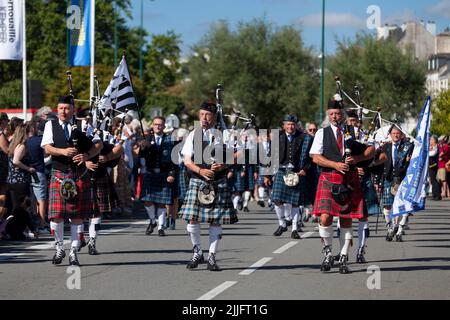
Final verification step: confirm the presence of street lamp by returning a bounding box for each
[319,0,326,123]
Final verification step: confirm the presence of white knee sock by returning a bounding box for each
[358,220,369,250]
[70,224,80,250]
[209,226,222,255]
[298,205,304,222]
[145,205,156,223]
[89,217,101,240]
[50,221,64,250]
[274,205,286,227]
[187,223,202,255]
[243,191,251,207]
[291,207,300,231]
[397,215,408,235]
[319,224,333,248]
[232,195,241,210]
[340,227,353,256]
[383,208,391,225]
[157,208,166,230]
[283,203,292,221]
[77,223,84,242]
[258,187,265,200]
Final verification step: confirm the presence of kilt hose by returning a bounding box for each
[381,179,394,207]
[312,170,364,219]
[92,173,119,215]
[140,171,175,205]
[48,168,95,220]
[361,174,380,217]
[270,169,302,207]
[179,177,238,225]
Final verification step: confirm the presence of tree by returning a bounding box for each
[184,18,319,128]
[430,89,450,136]
[326,33,427,121]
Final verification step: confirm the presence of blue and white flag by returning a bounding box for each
[68,0,92,66]
[391,96,431,217]
[0,0,23,60]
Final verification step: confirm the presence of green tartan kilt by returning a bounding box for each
[178,177,238,225]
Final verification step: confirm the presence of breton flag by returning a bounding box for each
[98,55,138,113]
[390,96,431,217]
[0,0,23,60]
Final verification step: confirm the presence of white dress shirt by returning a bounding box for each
[41,119,73,148]
[309,124,345,156]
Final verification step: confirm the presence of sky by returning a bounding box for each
[125,0,450,58]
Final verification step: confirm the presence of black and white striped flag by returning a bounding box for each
[99,55,137,113]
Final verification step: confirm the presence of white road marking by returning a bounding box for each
[273,241,298,254]
[239,257,273,275]
[197,281,238,300]
[0,253,25,261]
[301,231,316,239]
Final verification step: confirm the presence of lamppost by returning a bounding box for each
[319,0,326,123]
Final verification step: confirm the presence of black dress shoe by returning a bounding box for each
[186,253,204,269]
[386,228,394,241]
[52,249,65,265]
[78,237,87,252]
[285,219,292,227]
[158,229,166,237]
[238,200,243,211]
[69,250,80,266]
[320,247,333,272]
[88,238,99,255]
[273,225,288,236]
[339,255,351,274]
[257,200,265,207]
[395,234,403,242]
[291,230,300,239]
[146,222,154,235]
[356,253,366,264]
[243,207,249,212]
[207,254,221,271]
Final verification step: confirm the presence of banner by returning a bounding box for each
[390,97,431,217]
[68,0,91,66]
[0,0,23,60]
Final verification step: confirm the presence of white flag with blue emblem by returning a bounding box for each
[390,96,431,217]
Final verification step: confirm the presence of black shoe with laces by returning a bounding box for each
[339,254,351,274]
[69,249,80,266]
[285,219,292,227]
[78,237,87,252]
[386,227,395,241]
[257,200,265,207]
[356,251,366,264]
[158,229,166,237]
[238,200,243,211]
[291,230,300,239]
[88,238,99,255]
[395,234,403,242]
[52,248,65,265]
[243,207,250,212]
[186,246,204,269]
[273,225,288,236]
[207,253,221,271]
[320,246,333,272]
[146,222,154,235]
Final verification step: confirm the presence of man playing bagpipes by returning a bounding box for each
[41,95,100,266]
[309,94,375,274]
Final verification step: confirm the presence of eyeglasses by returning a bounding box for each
[308,128,317,132]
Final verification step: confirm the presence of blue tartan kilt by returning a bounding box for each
[178,177,238,225]
[270,170,302,207]
[228,167,245,193]
[243,166,255,191]
[256,167,272,187]
[361,175,379,216]
[178,164,189,201]
[140,172,175,205]
[381,179,394,207]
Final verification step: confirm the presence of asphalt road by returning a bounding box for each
[1,198,449,300]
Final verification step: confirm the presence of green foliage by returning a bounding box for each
[184,18,319,128]
[0,80,22,108]
[431,89,450,136]
[327,33,427,121]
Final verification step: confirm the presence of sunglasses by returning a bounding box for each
[308,128,317,132]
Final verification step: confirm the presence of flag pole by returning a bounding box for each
[89,0,95,100]
[22,0,27,120]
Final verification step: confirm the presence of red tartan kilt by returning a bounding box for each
[48,169,95,220]
[312,170,364,219]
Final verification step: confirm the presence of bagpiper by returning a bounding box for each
[41,96,99,266]
[179,101,238,271]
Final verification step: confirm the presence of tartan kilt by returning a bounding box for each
[312,170,364,219]
[48,168,94,220]
[140,171,175,205]
[270,170,302,207]
[243,166,255,191]
[94,174,119,215]
[256,166,272,186]
[381,179,394,207]
[228,167,245,193]
[361,175,379,217]
[178,164,190,201]
[178,177,238,225]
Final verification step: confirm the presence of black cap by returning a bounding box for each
[346,109,358,118]
[58,95,74,106]
[283,114,298,123]
[328,93,344,109]
[200,101,217,114]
